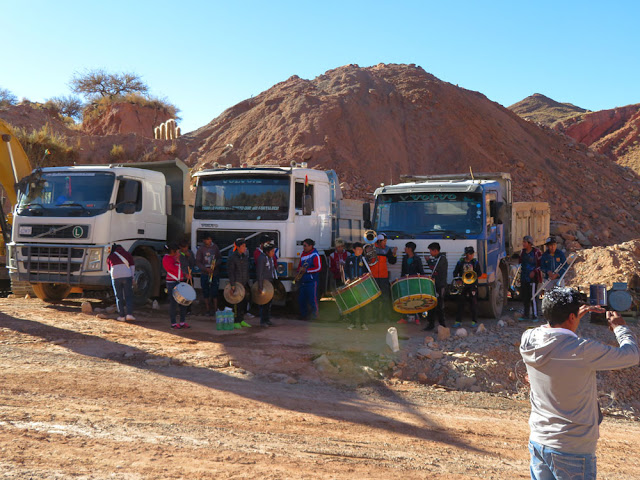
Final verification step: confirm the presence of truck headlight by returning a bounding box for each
[86,248,103,271]
[276,262,287,277]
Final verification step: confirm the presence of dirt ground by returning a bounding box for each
[1,295,639,479]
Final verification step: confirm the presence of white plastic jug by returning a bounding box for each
[386,327,399,352]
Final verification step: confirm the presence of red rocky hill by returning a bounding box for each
[181,63,640,246]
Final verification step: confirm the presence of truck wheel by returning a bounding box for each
[10,280,35,297]
[132,256,154,307]
[480,268,506,319]
[32,283,72,302]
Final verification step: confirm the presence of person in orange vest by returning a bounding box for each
[369,233,397,322]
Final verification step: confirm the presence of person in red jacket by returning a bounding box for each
[106,244,136,322]
[163,243,192,329]
[329,238,349,289]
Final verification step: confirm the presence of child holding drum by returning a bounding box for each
[398,242,425,324]
[344,242,370,330]
[163,243,192,329]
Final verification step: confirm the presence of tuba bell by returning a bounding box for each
[363,229,377,243]
[463,270,477,284]
[363,243,378,266]
[450,277,463,295]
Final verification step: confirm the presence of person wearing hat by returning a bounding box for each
[519,235,543,322]
[344,242,369,330]
[452,246,482,328]
[329,238,350,290]
[227,238,252,328]
[254,234,278,265]
[256,243,277,327]
[297,238,322,320]
[370,233,397,322]
[541,236,567,290]
[196,234,222,316]
[424,242,448,331]
[398,241,424,324]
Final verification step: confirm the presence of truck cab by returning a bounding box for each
[368,172,549,318]
[8,160,191,303]
[191,163,363,296]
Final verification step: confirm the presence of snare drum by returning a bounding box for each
[173,282,196,306]
[391,275,437,314]
[332,273,381,315]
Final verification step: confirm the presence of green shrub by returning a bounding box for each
[110,144,126,160]
[13,124,78,167]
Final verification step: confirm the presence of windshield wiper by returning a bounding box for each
[376,230,414,239]
[19,203,44,215]
[419,229,466,238]
[56,202,88,213]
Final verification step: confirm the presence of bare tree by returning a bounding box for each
[70,69,149,99]
[45,96,85,121]
[0,87,18,106]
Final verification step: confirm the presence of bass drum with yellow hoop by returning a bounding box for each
[391,275,437,314]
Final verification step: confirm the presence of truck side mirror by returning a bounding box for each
[495,202,507,225]
[303,195,313,216]
[363,203,371,229]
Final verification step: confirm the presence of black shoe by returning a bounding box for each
[422,324,435,331]
[265,320,274,326]
[260,322,271,327]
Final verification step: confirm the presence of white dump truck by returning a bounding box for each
[8,160,193,303]
[364,172,550,317]
[191,163,364,297]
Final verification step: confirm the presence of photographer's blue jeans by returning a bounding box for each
[112,276,134,317]
[529,440,596,480]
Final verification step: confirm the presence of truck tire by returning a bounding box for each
[480,267,506,319]
[32,283,72,302]
[10,279,35,297]
[132,256,154,307]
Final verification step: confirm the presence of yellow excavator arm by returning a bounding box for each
[0,119,33,205]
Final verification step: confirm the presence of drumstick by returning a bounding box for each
[188,267,193,286]
[339,262,346,285]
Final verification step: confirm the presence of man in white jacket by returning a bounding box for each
[520,287,639,479]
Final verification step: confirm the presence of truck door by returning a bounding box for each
[294,180,320,244]
[485,191,501,280]
[111,177,146,242]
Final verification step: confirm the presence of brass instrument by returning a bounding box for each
[363,243,378,267]
[363,229,377,243]
[450,276,464,295]
[534,252,577,298]
[463,270,477,284]
[293,262,307,284]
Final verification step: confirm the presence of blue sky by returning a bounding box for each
[3,1,638,133]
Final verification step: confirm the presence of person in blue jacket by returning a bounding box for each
[296,238,322,320]
[540,236,567,289]
[344,242,370,330]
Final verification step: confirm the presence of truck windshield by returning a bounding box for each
[17,172,115,217]
[373,192,484,237]
[194,175,290,220]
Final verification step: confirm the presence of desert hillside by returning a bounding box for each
[508,93,588,127]
[2,63,640,247]
[181,63,640,245]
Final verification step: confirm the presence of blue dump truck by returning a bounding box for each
[364,172,549,318]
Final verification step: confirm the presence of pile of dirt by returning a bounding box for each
[508,93,589,127]
[3,64,640,246]
[182,63,640,245]
[564,239,640,290]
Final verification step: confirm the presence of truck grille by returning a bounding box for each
[20,224,89,239]
[16,244,86,283]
